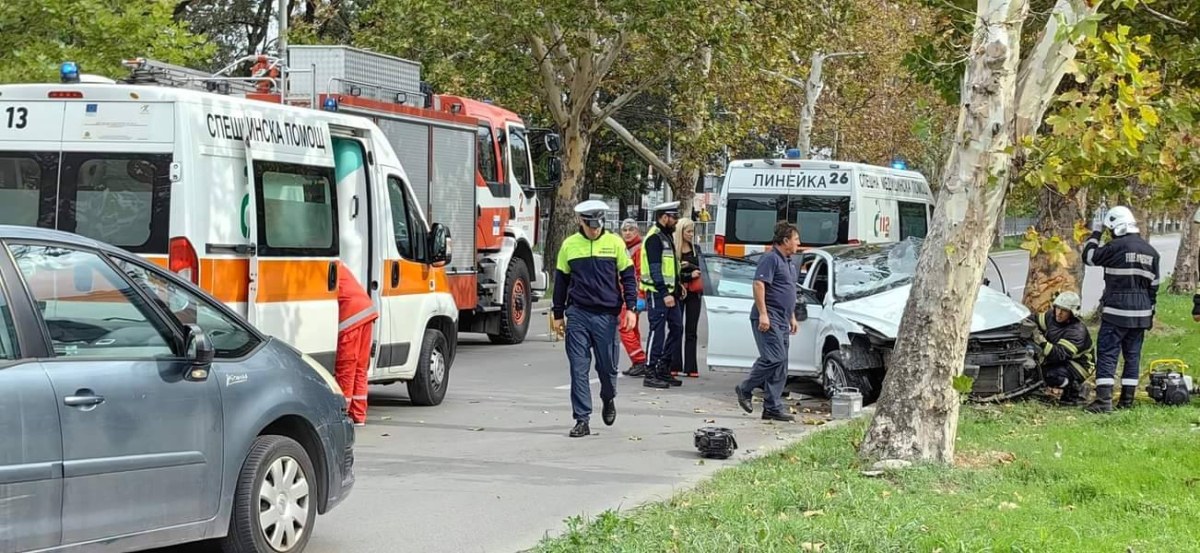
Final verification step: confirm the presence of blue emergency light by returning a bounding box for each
[60,61,80,83]
[785,148,802,160]
[891,157,908,170]
[322,97,339,112]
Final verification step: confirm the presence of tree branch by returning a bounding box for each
[590,55,686,131]
[592,106,676,180]
[529,35,570,128]
[1139,0,1188,26]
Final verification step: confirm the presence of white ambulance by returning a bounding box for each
[0,63,458,405]
[713,154,934,257]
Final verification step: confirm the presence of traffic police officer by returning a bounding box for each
[551,200,639,437]
[1082,205,1160,412]
[641,201,684,389]
[1031,291,1093,407]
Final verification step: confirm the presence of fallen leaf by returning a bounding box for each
[693,408,708,414]
[628,435,643,441]
[881,490,892,498]
[803,418,826,426]
[705,418,716,423]
[696,460,706,465]
[469,427,485,432]
[381,416,392,421]
[381,433,391,437]
[800,542,826,552]
[998,502,1019,511]
[803,510,825,517]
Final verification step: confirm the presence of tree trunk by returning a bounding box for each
[543,123,592,274]
[1170,202,1199,295]
[1022,188,1085,312]
[859,0,1028,464]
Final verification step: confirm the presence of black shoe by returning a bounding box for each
[624,363,649,377]
[569,421,591,437]
[643,377,670,389]
[1059,383,1086,407]
[667,374,683,387]
[602,399,616,426]
[1085,385,1113,414]
[735,386,754,413]
[762,411,795,422]
[1115,385,1137,409]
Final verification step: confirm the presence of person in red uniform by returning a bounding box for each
[619,219,650,377]
[335,262,378,427]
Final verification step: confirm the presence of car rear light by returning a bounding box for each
[48,91,84,98]
[714,235,725,255]
[169,236,200,285]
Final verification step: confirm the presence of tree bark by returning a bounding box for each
[1170,202,1199,294]
[859,0,1029,464]
[1022,188,1086,312]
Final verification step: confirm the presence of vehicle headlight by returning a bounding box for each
[300,352,343,396]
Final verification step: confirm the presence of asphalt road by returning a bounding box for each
[159,232,1180,553]
[985,233,1180,314]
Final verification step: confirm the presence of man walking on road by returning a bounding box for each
[619,219,650,377]
[1082,205,1160,413]
[735,222,801,422]
[641,202,684,389]
[551,200,639,437]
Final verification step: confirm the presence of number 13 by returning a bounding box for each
[5,107,28,129]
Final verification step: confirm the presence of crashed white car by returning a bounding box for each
[700,238,1038,402]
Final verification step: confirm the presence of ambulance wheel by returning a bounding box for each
[221,435,316,553]
[489,260,531,345]
[408,329,449,406]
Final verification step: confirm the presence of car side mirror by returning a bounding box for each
[546,157,563,187]
[798,285,820,305]
[544,133,562,153]
[795,302,809,322]
[430,223,452,267]
[184,324,214,381]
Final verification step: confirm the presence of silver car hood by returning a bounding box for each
[833,284,1030,339]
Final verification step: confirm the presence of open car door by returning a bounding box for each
[699,253,760,372]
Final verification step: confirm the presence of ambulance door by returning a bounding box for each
[244,136,341,368]
[332,136,384,370]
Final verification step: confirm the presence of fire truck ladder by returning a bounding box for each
[123,57,318,107]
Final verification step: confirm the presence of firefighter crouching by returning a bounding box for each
[336,262,378,427]
[1031,292,1093,407]
[1082,205,1160,413]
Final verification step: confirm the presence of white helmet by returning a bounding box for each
[1052,291,1081,316]
[1104,206,1138,236]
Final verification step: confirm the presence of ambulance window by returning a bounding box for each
[726,196,784,244]
[59,153,171,253]
[508,127,532,189]
[477,125,498,182]
[0,153,57,229]
[790,196,849,246]
[255,162,338,256]
[386,175,413,259]
[898,201,929,239]
[405,186,429,262]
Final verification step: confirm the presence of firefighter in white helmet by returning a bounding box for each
[1030,291,1093,406]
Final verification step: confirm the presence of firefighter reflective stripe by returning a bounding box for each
[1037,312,1047,332]
[1097,377,1116,386]
[1122,378,1140,386]
[1105,267,1157,280]
[339,306,378,331]
[1103,306,1154,318]
[1058,340,1079,355]
[1042,342,1054,356]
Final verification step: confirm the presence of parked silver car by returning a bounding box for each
[0,226,354,553]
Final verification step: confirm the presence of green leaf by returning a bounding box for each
[952,375,975,395]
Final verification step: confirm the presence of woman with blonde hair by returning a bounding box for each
[673,217,704,377]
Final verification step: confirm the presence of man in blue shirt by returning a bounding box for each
[735,222,801,422]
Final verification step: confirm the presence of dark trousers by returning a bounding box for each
[564,306,618,422]
[672,292,702,374]
[737,319,790,414]
[1043,362,1080,389]
[1095,322,1145,388]
[646,291,683,375]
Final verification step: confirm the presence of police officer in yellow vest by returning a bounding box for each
[641,201,684,389]
[551,200,639,438]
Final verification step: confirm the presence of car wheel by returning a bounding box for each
[221,436,316,553]
[821,351,883,403]
[488,260,531,345]
[407,329,449,406]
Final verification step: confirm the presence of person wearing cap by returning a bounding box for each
[1030,291,1093,407]
[640,201,684,389]
[618,219,650,377]
[551,200,639,438]
[1082,205,1160,412]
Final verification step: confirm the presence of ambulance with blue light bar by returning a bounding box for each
[0,57,473,406]
[713,150,934,257]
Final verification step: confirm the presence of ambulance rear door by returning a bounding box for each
[223,107,341,367]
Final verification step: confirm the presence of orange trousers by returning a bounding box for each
[335,323,374,424]
[619,304,647,366]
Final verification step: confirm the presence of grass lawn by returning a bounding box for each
[536,293,1200,553]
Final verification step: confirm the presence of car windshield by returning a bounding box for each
[833,238,923,301]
